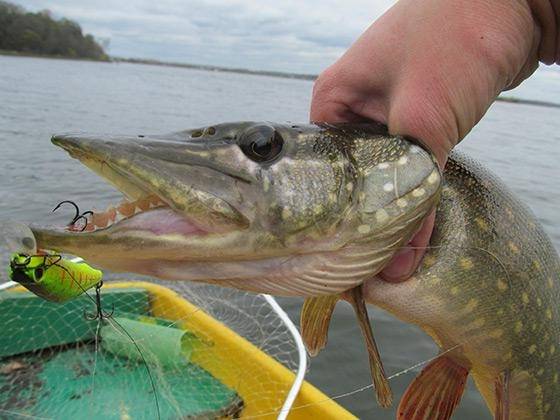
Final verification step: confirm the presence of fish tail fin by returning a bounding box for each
[300,295,339,356]
[348,285,393,408]
[397,355,469,420]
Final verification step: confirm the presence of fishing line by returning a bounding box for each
[24,258,162,420]
[242,343,463,419]
[90,319,101,417]
[61,265,161,420]
[243,242,513,417]
[0,409,52,419]
[13,224,513,418]
[105,316,162,419]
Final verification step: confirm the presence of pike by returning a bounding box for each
[30,122,559,418]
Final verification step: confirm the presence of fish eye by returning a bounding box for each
[34,267,44,280]
[239,125,284,164]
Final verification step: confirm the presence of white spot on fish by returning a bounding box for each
[465,299,478,312]
[376,209,389,223]
[358,224,371,234]
[378,162,390,169]
[472,318,485,328]
[383,182,394,192]
[489,329,503,338]
[505,208,514,220]
[423,255,437,268]
[528,344,537,354]
[412,188,425,197]
[497,279,508,291]
[282,208,292,220]
[459,257,473,270]
[396,198,408,208]
[398,156,408,165]
[475,217,488,231]
[427,170,439,184]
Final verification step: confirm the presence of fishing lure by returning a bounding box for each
[9,253,103,303]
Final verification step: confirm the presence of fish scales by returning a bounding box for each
[369,151,560,418]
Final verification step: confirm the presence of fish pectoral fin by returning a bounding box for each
[348,285,393,408]
[300,295,339,356]
[398,355,469,420]
[494,371,510,420]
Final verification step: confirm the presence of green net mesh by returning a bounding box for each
[0,277,305,420]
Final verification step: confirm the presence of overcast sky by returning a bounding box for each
[15,0,396,73]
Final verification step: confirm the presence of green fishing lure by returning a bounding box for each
[9,254,103,303]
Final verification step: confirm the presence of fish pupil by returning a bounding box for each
[251,137,273,158]
[239,124,283,163]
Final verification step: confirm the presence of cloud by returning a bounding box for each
[14,0,396,73]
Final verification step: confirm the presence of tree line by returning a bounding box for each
[0,1,108,60]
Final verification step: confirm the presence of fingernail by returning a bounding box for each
[380,247,416,283]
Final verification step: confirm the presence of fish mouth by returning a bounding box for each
[32,130,255,262]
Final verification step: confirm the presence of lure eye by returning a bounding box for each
[34,267,44,281]
[239,125,284,164]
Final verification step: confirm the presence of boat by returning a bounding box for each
[0,280,356,419]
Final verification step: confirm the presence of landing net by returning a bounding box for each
[0,271,307,419]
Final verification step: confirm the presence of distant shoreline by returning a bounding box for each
[112,57,317,81]
[0,49,110,62]
[2,51,559,109]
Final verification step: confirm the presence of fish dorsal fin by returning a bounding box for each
[300,295,339,356]
[398,356,469,420]
[494,371,510,420]
[347,286,393,408]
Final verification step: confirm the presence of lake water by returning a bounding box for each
[0,55,559,419]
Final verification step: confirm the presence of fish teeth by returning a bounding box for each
[107,207,117,223]
[83,223,95,232]
[117,201,136,217]
[92,211,109,228]
[137,197,151,212]
[72,194,167,231]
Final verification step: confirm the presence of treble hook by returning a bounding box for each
[84,281,115,321]
[53,200,93,231]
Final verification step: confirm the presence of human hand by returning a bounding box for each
[310,0,558,283]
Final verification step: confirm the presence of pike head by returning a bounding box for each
[32,122,441,296]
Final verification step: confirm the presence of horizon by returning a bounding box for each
[6,1,559,79]
[13,0,396,74]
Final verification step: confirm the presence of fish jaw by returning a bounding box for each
[31,122,441,296]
